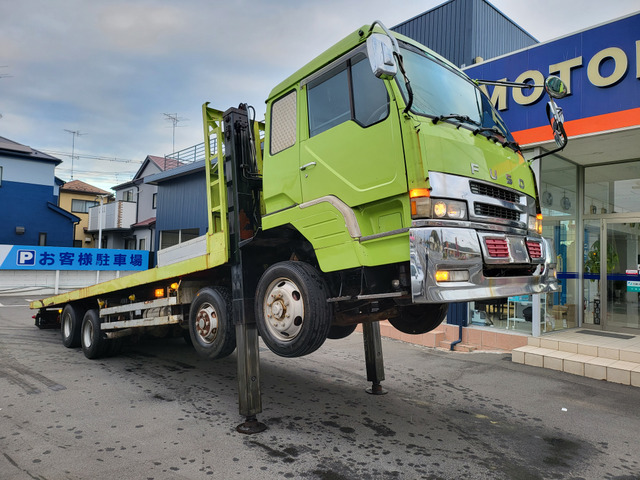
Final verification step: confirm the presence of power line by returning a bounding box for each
[42,150,142,164]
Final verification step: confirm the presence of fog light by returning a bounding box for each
[435,270,450,282]
[435,270,470,282]
[154,288,165,298]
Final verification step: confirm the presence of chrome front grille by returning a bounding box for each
[470,181,519,203]
[474,203,520,221]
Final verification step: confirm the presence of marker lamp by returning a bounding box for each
[435,270,470,282]
[528,214,543,235]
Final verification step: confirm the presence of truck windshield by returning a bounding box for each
[397,43,514,143]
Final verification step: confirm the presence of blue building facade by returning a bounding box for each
[393,0,538,67]
[0,136,79,247]
[146,160,208,254]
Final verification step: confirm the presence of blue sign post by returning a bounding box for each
[0,245,149,271]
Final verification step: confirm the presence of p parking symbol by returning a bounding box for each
[17,249,36,266]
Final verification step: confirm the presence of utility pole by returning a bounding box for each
[64,129,87,180]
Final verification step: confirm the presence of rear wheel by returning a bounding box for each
[81,309,107,359]
[61,303,85,348]
[388,303,448,334]
[255,261,332,357]
[189,287,236,359]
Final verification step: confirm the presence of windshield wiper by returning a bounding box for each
[502,140,521,152]
[431,114,480,127]
[473,127,504,137]
[473,127,521,152]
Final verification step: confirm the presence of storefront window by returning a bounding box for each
[584,161,640,215]
[541,156,579,332]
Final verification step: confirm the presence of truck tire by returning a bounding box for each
[61,303,85,348]
[81,309,107,359]
[255,261,332,357]
[327,324,357,340]
[388,303,448,334]
[189,287,236,359]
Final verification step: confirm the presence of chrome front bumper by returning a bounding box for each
[409,227,559,303]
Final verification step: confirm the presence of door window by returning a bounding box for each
[307,55,389,138]
[308,65,350,137]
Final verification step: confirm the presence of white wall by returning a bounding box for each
[2,156,55,186]
[0,270,136,296]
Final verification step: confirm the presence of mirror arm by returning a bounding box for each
[395,53,414,113]
[476,79,538,89]
[529,143,566,162]
[369,20,400,55]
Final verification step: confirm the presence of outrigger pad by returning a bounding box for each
[236,415,267,434]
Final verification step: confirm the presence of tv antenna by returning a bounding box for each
[64,129,87,180]
[163,113,187,153]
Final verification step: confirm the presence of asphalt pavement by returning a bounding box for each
[1,295,639,480]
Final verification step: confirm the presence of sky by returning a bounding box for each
[1,0,639,192]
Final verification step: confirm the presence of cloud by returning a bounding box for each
[2,0,638,193]
[98,3,188,54]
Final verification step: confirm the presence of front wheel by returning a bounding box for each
[189,287,236,359]
[388,303,448,335]
[255,261,332,358]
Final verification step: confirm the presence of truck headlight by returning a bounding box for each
[411,194,467,220]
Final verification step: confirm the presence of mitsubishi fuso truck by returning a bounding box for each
[31,21,566,430]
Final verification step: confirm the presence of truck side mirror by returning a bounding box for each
[544,75,568,99]
[367,33,397,79]
[546,99,567,149]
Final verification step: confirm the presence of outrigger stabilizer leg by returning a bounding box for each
[223,105,267,434]
[235,321,267,434]
[362,321,387,395]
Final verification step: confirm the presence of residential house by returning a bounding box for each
[58,179,113,248]
[87,155,180,252]
[0,136,79,246]
[145,159,208,266]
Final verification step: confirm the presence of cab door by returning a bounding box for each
[300,53,406,207]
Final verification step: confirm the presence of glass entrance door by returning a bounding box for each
[604,220,640,331]
[583,218,640,331]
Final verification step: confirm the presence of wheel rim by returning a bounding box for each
[83,320,93,348]
[62,313,72,339]
[195,302,219,344]
[262,278,305,342]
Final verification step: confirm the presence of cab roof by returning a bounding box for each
[267,23,464,103]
